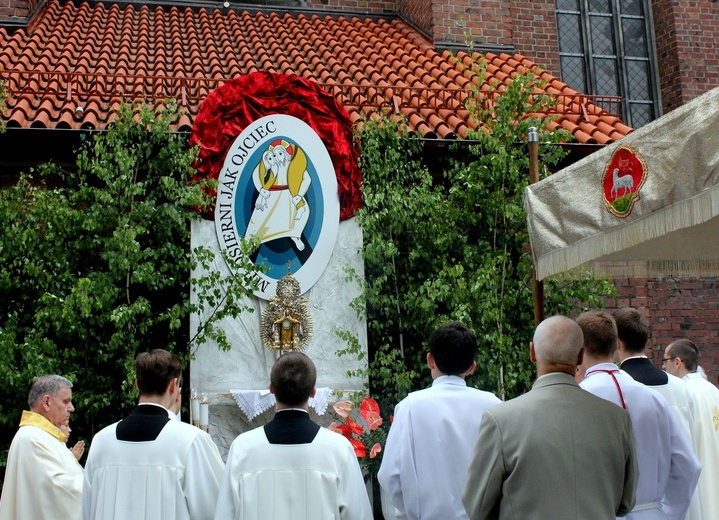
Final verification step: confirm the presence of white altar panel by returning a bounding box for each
[189,218,368,456]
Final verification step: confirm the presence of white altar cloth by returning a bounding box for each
[230,387,332,420]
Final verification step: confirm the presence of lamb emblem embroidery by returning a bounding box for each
[602,145,647,218]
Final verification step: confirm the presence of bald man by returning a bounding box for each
[462,315,637,520]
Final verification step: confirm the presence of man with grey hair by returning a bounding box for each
[462,315,638,520]
[0,375,84,520]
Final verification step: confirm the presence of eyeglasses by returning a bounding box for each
[660,357,677,365]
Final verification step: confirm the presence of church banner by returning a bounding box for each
[525,86,719,280]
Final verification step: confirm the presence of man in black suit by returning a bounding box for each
[615,307,670,384]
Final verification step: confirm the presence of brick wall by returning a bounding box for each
[404,0,560,76]
[429,0,513,46]
[397,0,432,35]
[507,0,560,76]
[0,0,30,20]
[305,0,395,14]
[306,0,563,73]
[410,0,717,114]
[602,276,719,386]
[651,0,719,114]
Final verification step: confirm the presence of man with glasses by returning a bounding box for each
[82,349,225,520]
[664,339,719,519]
[614,308,703,519]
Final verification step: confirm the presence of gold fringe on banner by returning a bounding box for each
[550,260,719,281]
[534,183,719,280]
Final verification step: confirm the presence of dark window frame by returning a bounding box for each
[556,0,661,127]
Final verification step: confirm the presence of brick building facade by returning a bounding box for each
[310,0,719,119]
[2,0,718,380]
[0,0,38,22]
[0,0,26,19]
[651,0,719,113]
[310,0,719,381]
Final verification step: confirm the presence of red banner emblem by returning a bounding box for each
[602,145,647,217]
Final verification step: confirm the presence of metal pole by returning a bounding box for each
[528,127,544,326]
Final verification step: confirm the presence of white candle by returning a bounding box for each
[200,396,209,431]
[191,390,200,426]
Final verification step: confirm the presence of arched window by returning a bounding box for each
[556,0,660,127]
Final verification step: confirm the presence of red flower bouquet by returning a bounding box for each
[329,397,386,473]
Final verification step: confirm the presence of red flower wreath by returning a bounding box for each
[190,71,362,220]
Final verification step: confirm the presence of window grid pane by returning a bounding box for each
[557,0,579,10]
[626,59,650,99]
[620,0,643,16]
[558,13,584,54]
[560,55,587,92]
[590,15,616,56]
[629,102,653,128]
[622,18,648,57]
[594,58,618,95]
[589,0,611,13]
[555,0,657,125]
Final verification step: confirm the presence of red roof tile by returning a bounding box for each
[0,0,633,143]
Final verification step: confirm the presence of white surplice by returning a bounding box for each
[377,376,501,520]
[82,418,224,520]
[214,426,372,520]
[581,363,701,520]
[682,373,719,519]
[637,372,703,520]
[0,411,84,520]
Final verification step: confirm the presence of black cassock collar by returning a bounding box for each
[264,409,320,445]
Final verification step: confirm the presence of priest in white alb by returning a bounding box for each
[214,351,372,520]
[377,322,501,520]
[614,308,703,520]
[82,349,224,520]
[664,339,719,519]
[576,311,700,520]
[0,375,84,520]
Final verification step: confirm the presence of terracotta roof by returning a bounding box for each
[0,0,633,143]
